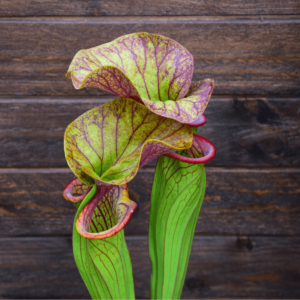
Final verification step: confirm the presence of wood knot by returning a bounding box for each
[237,236,253,251]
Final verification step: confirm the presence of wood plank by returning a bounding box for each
[1,16,299,96]
[202,97,300,167]
[0,97,299,168]
[0,98,111,168]
[1,0,299,17]
[0,236,299,299]
[0,167,299,237]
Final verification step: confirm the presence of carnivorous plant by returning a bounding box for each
[63,32,215,299]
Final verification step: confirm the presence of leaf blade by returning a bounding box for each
[149,153,206,299]
[63,178,92,203]
[66,32,194,102]
[73,184,136,299]
[64,97,193,186]
[142,78,214,124]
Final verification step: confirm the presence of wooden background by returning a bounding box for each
[0,1,300,299]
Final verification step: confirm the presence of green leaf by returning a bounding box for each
[142,78,214,124]
[66,32,193,102]
[149,139,209,299]
[64,97,193,186]
[63,177,92,203]
[63,96,195,300]
[72,183,136,300]
[66,32,214,124]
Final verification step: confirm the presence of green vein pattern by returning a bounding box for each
[149,154,206,299]
[73,186,135,299]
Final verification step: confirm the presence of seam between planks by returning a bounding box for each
[1,96,300,103]
[0,15,300,24]
[0,167,299,173]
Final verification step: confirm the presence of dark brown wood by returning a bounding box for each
[1,0,300,17]
[0,236,299,299]
[202,97,300,167]
[1,16,299,96]
[0,167,299,237]
[0,97,299,168]
[1,6,299,300]
[0,98,111,168]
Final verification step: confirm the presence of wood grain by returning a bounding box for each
[0,236,299,299]
[0,167,299,237]
[0,97,299,168]
[1,16,300,96]
[201,97,300,167]
[1,5,299,300]
[0,98,110,168]
[1,0,300,17]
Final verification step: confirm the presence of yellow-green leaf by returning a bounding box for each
[64,98,193,186]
